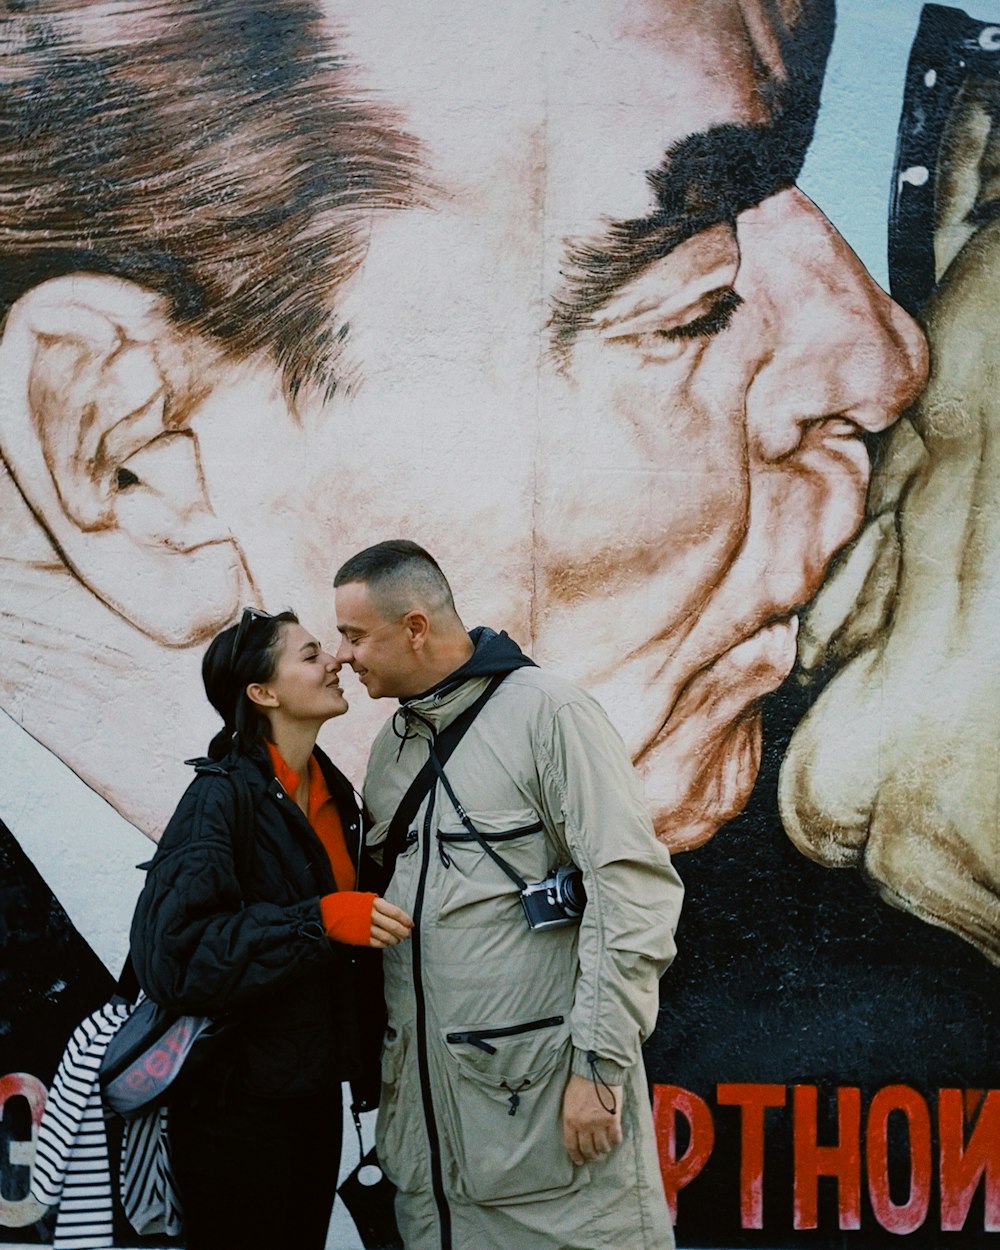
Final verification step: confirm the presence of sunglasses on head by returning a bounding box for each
[230,606,274,666]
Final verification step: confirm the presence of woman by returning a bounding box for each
[130,608,412,1250]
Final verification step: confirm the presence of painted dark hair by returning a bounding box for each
[0,0,422,401]
[202,609,298,760]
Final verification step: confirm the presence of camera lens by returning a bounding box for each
[558,867,587,914]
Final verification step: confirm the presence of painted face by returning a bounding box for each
[257,622,347,726]
[193,0,928,848]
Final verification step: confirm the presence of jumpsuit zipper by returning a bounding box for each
[412,779,453,1250]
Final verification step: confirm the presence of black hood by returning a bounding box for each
[409,626,536,702]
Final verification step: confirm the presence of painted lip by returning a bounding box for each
[638,613,800,759]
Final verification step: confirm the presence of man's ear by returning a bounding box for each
[403,609,431,650]
[0,274,255,646]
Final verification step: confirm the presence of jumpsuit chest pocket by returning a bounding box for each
[436,1015,589,1205]
[433,808,549,927]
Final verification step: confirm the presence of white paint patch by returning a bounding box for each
[899,164,929,187]
[0,708,148,974]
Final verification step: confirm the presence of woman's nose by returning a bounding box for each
[743,189,929,463]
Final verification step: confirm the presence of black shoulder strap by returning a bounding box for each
[382,672,507,882]
[426,749,528,891]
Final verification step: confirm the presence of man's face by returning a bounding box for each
[194,0,927,848]
[334,582,418,701]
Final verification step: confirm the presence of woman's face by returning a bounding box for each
[253,622,348,727]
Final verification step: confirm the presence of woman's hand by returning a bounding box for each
[370,896,414,948]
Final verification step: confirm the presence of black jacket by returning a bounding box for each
[129,744,385,1102]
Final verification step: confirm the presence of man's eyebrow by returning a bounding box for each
[548,120,806,356]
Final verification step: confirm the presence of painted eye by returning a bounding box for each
[655,289,743,341]
[116,466,140,489]
[598,284,744,364]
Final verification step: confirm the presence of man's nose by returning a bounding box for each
[334,637,352,665]
[744,189,928,463]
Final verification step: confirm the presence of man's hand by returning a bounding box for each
[562,1072,624,1165]
[370,896,413,948]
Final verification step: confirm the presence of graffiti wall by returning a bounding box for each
[0,1,997,1246]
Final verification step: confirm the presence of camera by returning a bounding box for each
[519,865,587,931]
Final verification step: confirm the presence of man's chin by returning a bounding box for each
[640,709,764,852]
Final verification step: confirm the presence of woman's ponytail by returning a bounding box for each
[206,725,236,761]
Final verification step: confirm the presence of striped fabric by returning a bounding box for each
[121,1108,181,1237]
[31,999,181,1246]
[32,1001,129,1247]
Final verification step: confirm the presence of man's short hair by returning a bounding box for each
[0,0,421,400]
[335,540,457,620]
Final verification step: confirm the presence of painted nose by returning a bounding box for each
[727,189,929,614]
[744,189,928,463]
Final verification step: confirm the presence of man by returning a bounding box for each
[334,540,685,1250]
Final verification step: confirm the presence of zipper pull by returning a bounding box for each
[438,840,452,868]
[502,1078,530,1116]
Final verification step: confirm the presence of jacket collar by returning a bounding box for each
[393,626,535,739]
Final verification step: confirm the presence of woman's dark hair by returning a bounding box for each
[202,609,298,760]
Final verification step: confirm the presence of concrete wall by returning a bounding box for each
[1,2,998,1245]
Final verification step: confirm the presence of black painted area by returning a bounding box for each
[646,678,999,1248]
[0,818,114,1243]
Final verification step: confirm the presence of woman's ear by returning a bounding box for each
[0,274,256,646]
[246,682,279,710]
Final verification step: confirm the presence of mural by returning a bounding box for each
[783,0,1000,964]
[0,0,995,1246]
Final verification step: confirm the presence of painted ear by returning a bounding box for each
[0,274,254,645]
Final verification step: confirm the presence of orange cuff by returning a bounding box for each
[320,892,377,946]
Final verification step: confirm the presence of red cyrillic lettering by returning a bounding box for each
[717,1083,786,1228]
[793,1085,861,1230]
[866,1085,931,1233]
[652,1085,715,1222]
[940,1088,1000,1231]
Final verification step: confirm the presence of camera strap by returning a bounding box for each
[382,672,508,882]
[426,749,529,892]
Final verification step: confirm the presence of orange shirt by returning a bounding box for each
[266,742,374,946]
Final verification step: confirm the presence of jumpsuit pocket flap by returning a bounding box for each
[437,1016,589,1205]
